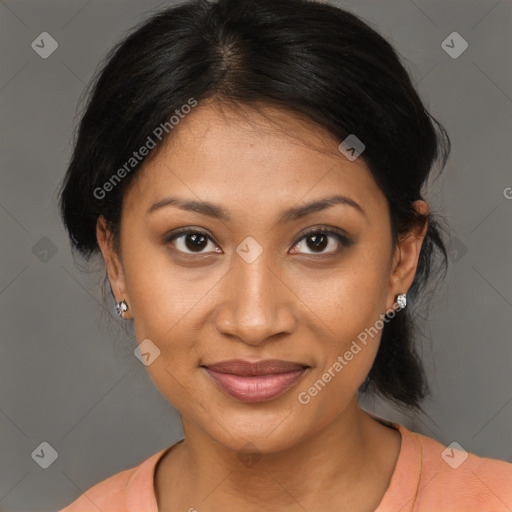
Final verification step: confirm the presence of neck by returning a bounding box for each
[155,399,401,512]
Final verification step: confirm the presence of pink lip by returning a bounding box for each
[203,366,308,403]
[203,359,308,375]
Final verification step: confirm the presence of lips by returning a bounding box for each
[203,359,308,375]
[201,359,310,403]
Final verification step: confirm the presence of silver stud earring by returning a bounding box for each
[396,293,407,309]
[115,299,129,318]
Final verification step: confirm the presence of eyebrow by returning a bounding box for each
[146,194,366,222]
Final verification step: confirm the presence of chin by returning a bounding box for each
[204,415,308,456]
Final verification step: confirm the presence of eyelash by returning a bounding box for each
[164,226,354,258]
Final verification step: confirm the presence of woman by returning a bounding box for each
[57,0,512,510]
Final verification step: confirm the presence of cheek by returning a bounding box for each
[124,254,205,406]
[120,243,207,395]
[293,240,391,334]
[291,244,391,389]
[121,235,202,332]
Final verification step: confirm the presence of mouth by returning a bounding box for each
[200,359,310,403]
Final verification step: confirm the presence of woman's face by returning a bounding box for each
[98,100,426,453]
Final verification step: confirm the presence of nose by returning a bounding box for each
[213,251,297,346]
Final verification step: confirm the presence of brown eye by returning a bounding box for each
[167,230,220,254]
[291,229,351,255]
[305,233,329,252]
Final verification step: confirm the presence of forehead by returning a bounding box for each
[123,100,386,220]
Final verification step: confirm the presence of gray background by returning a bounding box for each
[0,0,511,510]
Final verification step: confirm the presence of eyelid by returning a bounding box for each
[164,226,216,242]
[297,225,352,242]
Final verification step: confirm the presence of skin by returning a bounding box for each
[97,98,428,512]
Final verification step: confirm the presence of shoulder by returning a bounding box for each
[58,466,134,511]
[411,427,512,510]
[57,446,169,512]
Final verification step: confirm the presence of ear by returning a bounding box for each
[386,200,429,311]
[96,215,133,319]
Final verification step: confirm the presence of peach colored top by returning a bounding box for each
[59,418,512,511]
